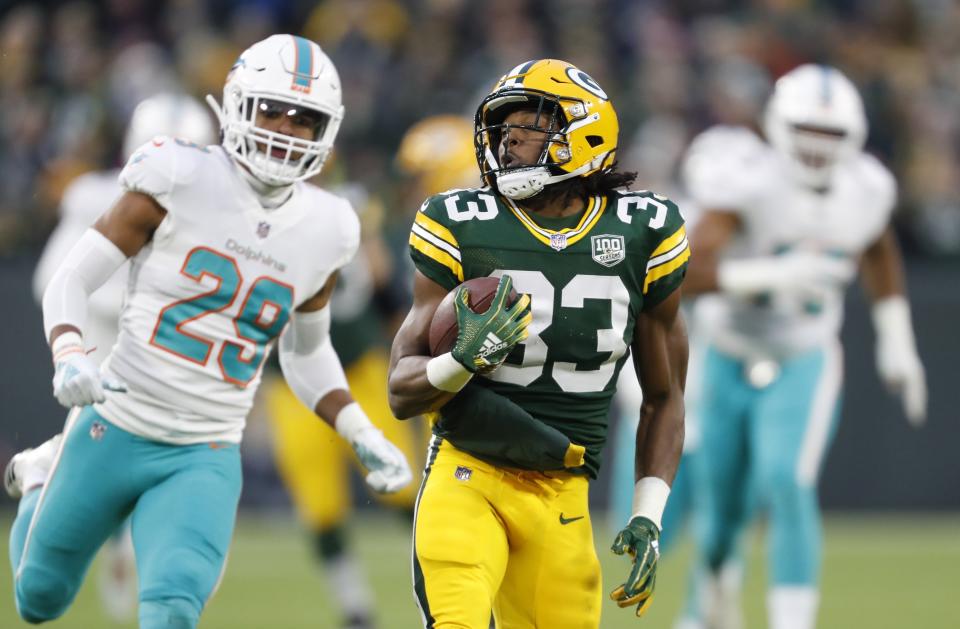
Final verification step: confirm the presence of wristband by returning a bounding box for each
[631,476,671,530]
[872,295,916,352]
[334,402,374,443]
[426,352,474,393]
[51,331,84,364]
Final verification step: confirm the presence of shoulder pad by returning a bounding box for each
[682,126,766,211]
[407,190,490,289]
[612,190,685,237]
[853,153,897,212]
[118,136,211,205]
[613,190,690,309]
[59,170,119,223]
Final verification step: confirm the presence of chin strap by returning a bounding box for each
[492,149,610,200]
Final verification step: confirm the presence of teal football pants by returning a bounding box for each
[8,407,242,627]
[694,343,842,586]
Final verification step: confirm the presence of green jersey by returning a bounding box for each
[409,187,689,477]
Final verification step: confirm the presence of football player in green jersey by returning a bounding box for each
[388,59,690,628]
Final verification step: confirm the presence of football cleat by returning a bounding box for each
[4,434,62,499]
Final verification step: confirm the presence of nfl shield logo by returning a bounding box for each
[256,221,271,238]
[591,234,626,267]
[89,421,106,441]
[549,233,568,251]
[454,466,473,482]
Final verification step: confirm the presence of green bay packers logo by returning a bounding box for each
[565,67,608,100]
[591,234,625,267]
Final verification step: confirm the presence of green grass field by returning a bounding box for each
[1,511,957,628]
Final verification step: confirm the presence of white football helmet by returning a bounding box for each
[207,34,344,186]
[122,93,217,159]
[763,64,867,188]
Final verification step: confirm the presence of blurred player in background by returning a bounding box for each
[260,114,476,629]
[608,59,775,629]
[4,34,411,628]
[388,59,689,627]
[680,64,927,629]
[30,92,216,623]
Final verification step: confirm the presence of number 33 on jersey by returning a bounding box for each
[98,137,359,443]
[409,187,689,477]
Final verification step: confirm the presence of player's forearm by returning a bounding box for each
[860,227,906,301]
[313,388,352,427]
[635,390,685,483]
[387,355,458,418]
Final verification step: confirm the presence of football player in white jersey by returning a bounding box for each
[30,91,216,623]
[5,34,412,629]
[679,64,927,629]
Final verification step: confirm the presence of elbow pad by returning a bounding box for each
[42,228,127,341]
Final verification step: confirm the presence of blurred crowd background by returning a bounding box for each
[4,0,960,258]
[1,0,958,513]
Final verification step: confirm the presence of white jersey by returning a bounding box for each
[34,170,127,364]
[95,138,359,444]
[683,126,895,357]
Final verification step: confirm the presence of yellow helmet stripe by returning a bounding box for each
[409,232,464,282]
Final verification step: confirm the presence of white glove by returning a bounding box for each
[336,403,413,493]
[718,251,855,300]
[51,332,126,408]
[873,297,927,427]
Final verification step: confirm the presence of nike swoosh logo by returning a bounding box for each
[559,513,585,525]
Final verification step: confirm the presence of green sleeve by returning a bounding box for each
[408,195,463,291]
[642,196,690,309]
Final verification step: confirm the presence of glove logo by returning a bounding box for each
[454,465,473,481]
[89,421,107,442]
[477,332,508,361]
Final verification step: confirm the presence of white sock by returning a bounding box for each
[769,585,819,629]
[703,562,744,629]
[324,553,373,619]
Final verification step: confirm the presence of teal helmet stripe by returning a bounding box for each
[819,64,832,105]
[291,36,314,90]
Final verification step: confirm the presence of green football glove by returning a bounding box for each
[451,275,532,372]
[610,516,661,617]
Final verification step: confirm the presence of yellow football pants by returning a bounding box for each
[266,349,424,529]
[413,439,601,629]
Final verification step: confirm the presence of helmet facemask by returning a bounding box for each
[474,59,619,201]
[783,123,849,185]
[220,92,337,186]
[763,64,867,190]
[207,35,345,188]
[476,89,593,200]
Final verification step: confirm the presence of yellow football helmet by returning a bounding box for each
[396,115,478,194]
[475,59,619,199]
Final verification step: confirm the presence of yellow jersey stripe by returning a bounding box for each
[643,244,690,293]
[415,211,460,249]
[409,232,464,282]
[650,225,687,258]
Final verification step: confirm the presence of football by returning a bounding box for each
[428,276,519,356]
